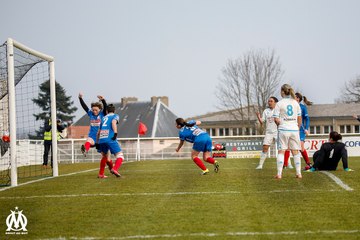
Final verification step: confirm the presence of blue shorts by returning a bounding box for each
[193,134,212,152]
[88,129,98,141]
[88,133,97,142]
[98,141,121,154]
[299,131,306,141]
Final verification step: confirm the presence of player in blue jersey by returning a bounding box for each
[175,118,219,175]
[283,92,313,170]
[78,93,108,157]
[96,104,123,178]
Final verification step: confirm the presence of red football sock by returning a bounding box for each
[193,157,207,171]
[113,157,123,171]
[206,157,215,164]
[85,142,91,152]
[106,159,113,170]
[301,150,311,165]
[99,157,107,175]
[284,150,290,167]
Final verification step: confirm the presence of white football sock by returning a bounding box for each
[258,152,267,167]
[276,153,284,176]
[293,153,301,175]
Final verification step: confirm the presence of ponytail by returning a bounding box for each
[176,118,196,127]
[295,92,313,105]
[281,84,296,99]
[303,96,313,106]
[329,131,342,142]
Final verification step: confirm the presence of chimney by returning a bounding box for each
[151,96,169,107]
[121,97,138,107]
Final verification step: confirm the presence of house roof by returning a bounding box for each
[307,103,360,118]
[189,103,360,122]
[73,97,179,138]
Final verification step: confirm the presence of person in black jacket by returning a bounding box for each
[43,119,65,168]
[309,131,352,171]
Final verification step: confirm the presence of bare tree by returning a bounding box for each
[336,75,360,103]
[216,49,283,121]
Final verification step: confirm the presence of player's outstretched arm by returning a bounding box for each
[98,95,107,115]
[78,92,89,113]
[176,140,184,152]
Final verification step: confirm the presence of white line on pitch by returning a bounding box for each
[0,161,138,192]
[0,168,98,193]
[0,189,342,200]
[320,171,354,191]
[37,229,360,240]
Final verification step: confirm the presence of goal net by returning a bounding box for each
[0,38,58,187]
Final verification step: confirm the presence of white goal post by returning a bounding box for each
[6,38,58,186]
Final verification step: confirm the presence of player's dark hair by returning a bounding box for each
[107,104,116,113]
[329,131,342,142]
[91,102,103,109]
[281,84,296,99]
[176,118,195,127]
[270,96,278,102]
[295,92,313,106]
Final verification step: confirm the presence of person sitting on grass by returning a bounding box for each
[308,131,353,172]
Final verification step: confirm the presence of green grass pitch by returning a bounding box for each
[0,158,359,239]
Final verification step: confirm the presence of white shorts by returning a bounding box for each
[277,131,301,150]
[263,133,277,146]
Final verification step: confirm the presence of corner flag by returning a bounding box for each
[138,122,148,135]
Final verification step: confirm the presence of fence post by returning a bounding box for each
[71,139,75,164]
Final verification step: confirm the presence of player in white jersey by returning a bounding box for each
[255,96,278,169]
[273,84,302,179]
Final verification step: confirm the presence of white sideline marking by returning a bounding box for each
[0,161,137,192]
[320,171,354,191]
[0,168,98,192]
[38,229,360,239]
[0,189,342,200]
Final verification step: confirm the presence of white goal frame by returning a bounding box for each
[6,38,58,186]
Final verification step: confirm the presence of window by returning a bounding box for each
[232,128,243,136]
[346,125,351,133]
[310,126,315,134]
[219,128,224,136]
[224,128,229,136]
[211,128,216,136]
[340,125,345,133]
[355,125,360,133]
[310,126,321,134]
[324,125,332,134]
[340,125,351,133]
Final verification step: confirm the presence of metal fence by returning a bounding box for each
[3,133,354,169]
[57,136,275,163]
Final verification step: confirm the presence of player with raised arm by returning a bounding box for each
[255,96,279,169]
[175,118,219,175]
[284,92,313,170]
[78,93,108,157]
[273,84,302,179]
[96,104,124,178]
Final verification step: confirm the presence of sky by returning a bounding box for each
[2,0,360,121]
